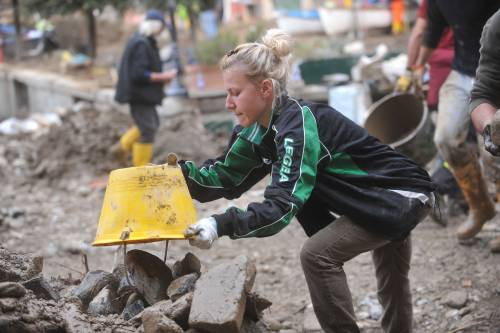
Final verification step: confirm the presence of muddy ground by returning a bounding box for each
[1,105,499,333]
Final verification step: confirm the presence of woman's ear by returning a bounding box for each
[261,79,273,98]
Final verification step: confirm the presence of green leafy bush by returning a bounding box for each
[194,30,239,65]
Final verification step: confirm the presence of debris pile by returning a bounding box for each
[0,246,273,333]
[0,101,222,185]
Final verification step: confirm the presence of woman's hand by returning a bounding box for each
[184,217,218,249]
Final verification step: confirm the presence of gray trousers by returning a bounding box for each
[300,203,430,333]
[130,103,159,143]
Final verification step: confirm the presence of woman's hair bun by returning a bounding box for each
[261,29,292,58]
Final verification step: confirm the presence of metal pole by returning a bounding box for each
[163,240,169,263]
[165,0,188,97]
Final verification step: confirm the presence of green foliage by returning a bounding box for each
[23,0,129,16]
[244,21,267,43]
[194,30,239,66]
[142,0,216,13]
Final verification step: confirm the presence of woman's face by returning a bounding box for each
[222,66,273,128]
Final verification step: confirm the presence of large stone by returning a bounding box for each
[126,250,173,305]
[87,287,122,316]
[189,255,256,333]
[166,292,193,328]
[444,290,468,309]
[113,264,135,298]
[142,311,183,333]
[0,246,43,282]
[139,292,193,329]
[122,293,145,321]
[0,282,27,298]
[22,276,60,301]
[62,297,93,333]
[172,252,201,279]
[166,273,198,302]
[71,270,113,308]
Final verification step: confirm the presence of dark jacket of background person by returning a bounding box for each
[115,32,164,105]
[470,10,500,114]
[423,0,500,77]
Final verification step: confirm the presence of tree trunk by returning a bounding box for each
[187,5,197,43]
[12,0,21,59]
[86,8,96,58]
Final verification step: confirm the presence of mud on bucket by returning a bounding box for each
[363,93,436,166]
[92,163,197,246]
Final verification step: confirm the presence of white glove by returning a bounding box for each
[184,217,218,249]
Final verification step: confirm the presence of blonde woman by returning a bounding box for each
[181,29,435,333]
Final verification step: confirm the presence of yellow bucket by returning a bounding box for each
[93,160,197,246]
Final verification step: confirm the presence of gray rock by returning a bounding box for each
[113,264,135,301]
[166,273,198,301]
[142,310,184,333]
[140,292,193,329]
[22,276,60,301]
[444,290,468,309]
[87,287,122,315]
[172,252,201,279]
[0,282,26,298]
[166,292,193,328]
[0,246,43,282]
[245,292,272,321]
[71,270,113,308]
[126,250,172,305]
[189,255,256,333]
[123,296,145,321]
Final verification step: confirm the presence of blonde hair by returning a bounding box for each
[139,20,163,37]
[221,29,292,106]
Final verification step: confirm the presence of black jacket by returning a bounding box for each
[181,97,435,240]
[423,0,500,77]
[115,33,164,105]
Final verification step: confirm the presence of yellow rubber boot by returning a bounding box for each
[453,159,496,240]
[132,142,153,167]
[120,126,140,152]
[111,127,140,163]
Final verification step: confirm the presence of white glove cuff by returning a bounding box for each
[206,216,218,238]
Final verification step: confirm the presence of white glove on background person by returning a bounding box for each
[184,217,218,249]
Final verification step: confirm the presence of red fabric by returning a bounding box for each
[418,0,454,50]
[418,0,454,108]
[427,49,454,108]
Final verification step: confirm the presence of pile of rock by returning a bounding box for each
[0,246,273,333]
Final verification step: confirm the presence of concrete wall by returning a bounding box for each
[0,64,100,119]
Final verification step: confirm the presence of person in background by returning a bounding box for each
[414,0,500,242]
[469,9,500,253]
[181,29,435,333]
[391,0,405,34]
[113,9,177,166]
[396,0,466,224]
